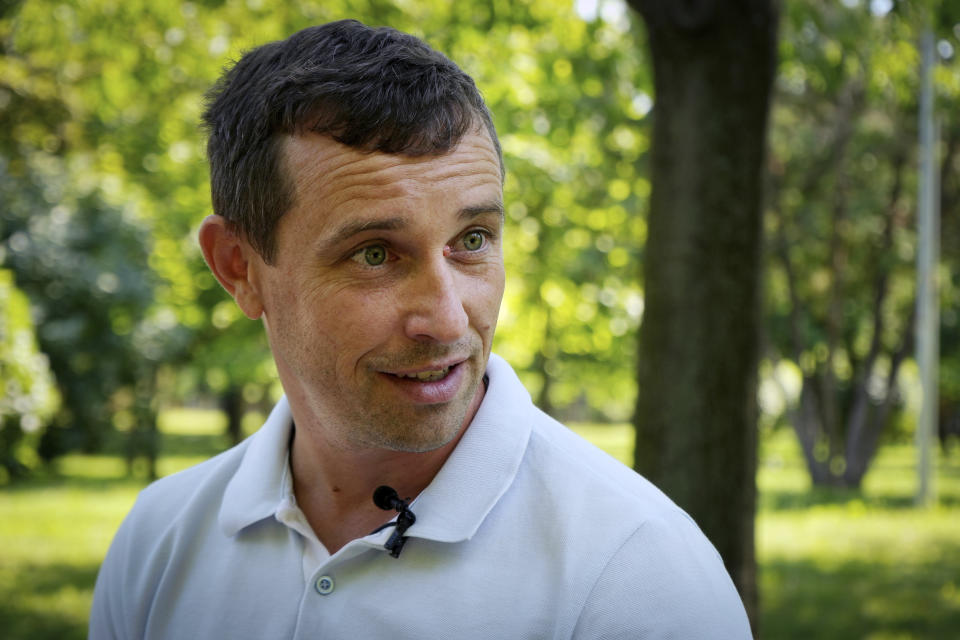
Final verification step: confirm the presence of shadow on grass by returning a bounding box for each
[760,459,960,512]
[760,487,960,511]
[761,546,960,639]
[0,562,98,640]
[97,429,231,460]
[73,419,233,459]
[158,432,232,458]
[2,473,143,493]
[3,432,231,494]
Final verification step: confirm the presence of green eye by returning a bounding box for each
[463,231,485,251]
[362,245,387,266]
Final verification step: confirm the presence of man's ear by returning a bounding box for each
[198,215,265,320]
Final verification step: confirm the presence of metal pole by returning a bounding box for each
[915,27,939,507]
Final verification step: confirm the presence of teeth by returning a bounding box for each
[396,367,450,381]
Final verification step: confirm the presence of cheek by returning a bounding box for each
[265,276,344,352]
[309,285,403,348]
[467,267,505,332]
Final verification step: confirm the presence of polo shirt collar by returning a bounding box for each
[402,353,532,544]
[218,353,533,545]
[219,395,293,536]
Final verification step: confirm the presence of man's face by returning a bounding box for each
[251,130,505,453]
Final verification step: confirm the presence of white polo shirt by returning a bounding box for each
[89,354,751,639]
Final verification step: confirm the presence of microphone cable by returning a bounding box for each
[370,485,417,558]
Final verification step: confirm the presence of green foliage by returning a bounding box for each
[342,2,652,419]
[2,0,958,485]
[478,7,649,420]
[0,152,176,459]
[1,0,653,448]
[763,0,960,486]
[0,269,57,481]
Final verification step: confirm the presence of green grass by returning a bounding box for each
[755,431,960,639]
[0,410,229,639]
[0,482,134,638]
[1,412,958,639]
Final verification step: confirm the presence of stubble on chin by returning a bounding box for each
[349,362,485,453]
[357,406,465,453]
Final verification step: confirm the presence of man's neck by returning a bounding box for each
[288,423,467,554]
[285,370,491,554]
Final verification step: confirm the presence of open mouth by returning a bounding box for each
[392,366,453,382]
[380,361,466,404]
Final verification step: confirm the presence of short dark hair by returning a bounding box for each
[202,19,502,264]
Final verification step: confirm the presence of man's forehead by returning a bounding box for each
[276,131,503,241]
[281,130,502,195]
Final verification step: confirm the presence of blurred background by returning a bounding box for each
[1,0,958,637]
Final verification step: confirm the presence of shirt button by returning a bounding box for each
[315,575,334,595]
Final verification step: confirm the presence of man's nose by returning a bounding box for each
[402,255,469,343]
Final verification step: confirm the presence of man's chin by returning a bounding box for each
[357,381,482,453]
[379,400,473,453]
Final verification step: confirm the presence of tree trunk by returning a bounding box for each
[843,310,914,486]
[125,366,159,481]
[222,385,246,446]
[627,0,779,630]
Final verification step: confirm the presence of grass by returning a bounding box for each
[755,432,960,639]
[0,410,231,640]
[1,412,958,639]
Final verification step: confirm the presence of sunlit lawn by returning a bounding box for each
[756,433,960,639]
[1,411,958,639]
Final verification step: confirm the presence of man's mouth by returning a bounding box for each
[392,366,452,382]
[379,360,469,404]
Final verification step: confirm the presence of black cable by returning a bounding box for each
[370,485,417,558]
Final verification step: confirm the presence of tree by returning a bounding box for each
[625,0,780,627]
[763,0,960,488]
[456,6,650,422]
[0,269,57,481]
[2,0,658,452]
[0,154,170,472]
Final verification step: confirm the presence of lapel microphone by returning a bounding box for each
[371,485,417,558]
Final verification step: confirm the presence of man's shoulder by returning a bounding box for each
[126,438,251,535]
[127,396,292,537]
[523,409,685,524]
[484,354,696,530]
[89,426,294,640]
[507,409,752,637]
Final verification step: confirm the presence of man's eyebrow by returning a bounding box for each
[460,201,505,220]
[320,202,504,253]
[322,217,407,251]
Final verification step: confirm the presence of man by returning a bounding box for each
[90,19,751,639]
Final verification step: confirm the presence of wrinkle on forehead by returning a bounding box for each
[281,131,502,213]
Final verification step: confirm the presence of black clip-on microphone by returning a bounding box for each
[371,485,417,558]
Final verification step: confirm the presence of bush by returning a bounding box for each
[0,269,58,482]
